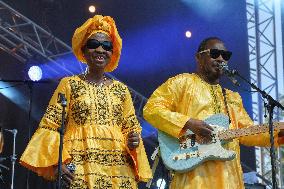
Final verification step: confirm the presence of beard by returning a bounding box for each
[203,67,221,83]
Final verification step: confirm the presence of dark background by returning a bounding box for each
[0,0,257,188]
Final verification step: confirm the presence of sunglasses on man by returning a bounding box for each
[199,49,232,61]
[86,39,113,51]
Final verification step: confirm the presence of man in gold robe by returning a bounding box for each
[143,37,284,189]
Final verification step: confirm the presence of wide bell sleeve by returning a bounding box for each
[122,87,152,182]
[230,92,283,147]
[20,78,72,180]
[143,75,191,138]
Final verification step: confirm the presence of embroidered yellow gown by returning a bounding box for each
[20,75,152,189]
[143,73,282,189]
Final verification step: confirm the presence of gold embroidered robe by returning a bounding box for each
[143,73,282,189]
[20,75,152,189]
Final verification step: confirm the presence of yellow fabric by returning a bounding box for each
[88,30,110,38]
[143,73,281,189]
[20,76,152,188]
[72,15,122,72]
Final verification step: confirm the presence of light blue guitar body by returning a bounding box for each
[158,114,236,173]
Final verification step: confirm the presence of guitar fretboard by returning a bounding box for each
[218,122,284,140]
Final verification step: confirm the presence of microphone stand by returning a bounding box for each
[0,79,53,189]
[3,129,17,189]
[224,69,284,189]
[56,93,67,189]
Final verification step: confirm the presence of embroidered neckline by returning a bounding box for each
[81,74,112,87]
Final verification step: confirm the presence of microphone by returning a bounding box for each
[57,93,66,103]
[57,93,67,107]
[218,62,240,86]
[218,62,238,75]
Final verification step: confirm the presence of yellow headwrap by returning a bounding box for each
[72,15,122,72]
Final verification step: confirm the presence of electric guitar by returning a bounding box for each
[158,114,284,173]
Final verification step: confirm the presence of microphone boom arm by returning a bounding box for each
[219,63,283,189]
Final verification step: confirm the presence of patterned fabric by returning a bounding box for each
[143,73,282,189]
[20,75,152,189]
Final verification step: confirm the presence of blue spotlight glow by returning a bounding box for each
[39,53,85,79]
[0,81,39,120]
[181,0,226,19]
[28,66,42,81]
[0,81,28,112]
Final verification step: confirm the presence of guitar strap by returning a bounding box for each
[146,146,160,188]
[222,88,231,124]
[146,153,159,188]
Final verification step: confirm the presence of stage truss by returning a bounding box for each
[1,0,284,187]
[246,0,284,188]
[0,0,147,121]
[0,0,84,76]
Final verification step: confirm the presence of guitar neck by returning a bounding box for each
[218,122,284,140]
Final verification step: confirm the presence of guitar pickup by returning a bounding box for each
[173,151,199,160]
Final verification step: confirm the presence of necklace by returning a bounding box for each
[82,73,108,87]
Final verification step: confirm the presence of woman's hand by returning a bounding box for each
[127,131,140,150]
[54,164,75,187]
[184,118,214,143]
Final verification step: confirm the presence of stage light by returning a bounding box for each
[181,0,227,20]
[28,66,42,81]
[89,5,96,13]
[185,31,192,38]
[156,178,166,189]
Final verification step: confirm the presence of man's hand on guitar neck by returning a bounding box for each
[184,118,214,144]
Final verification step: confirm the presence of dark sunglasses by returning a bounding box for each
[199,49,232,61]
[86,39,113,51]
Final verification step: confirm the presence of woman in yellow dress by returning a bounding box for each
[20,15,152,189]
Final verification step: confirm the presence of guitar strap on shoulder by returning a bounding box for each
[222,88,231,124]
